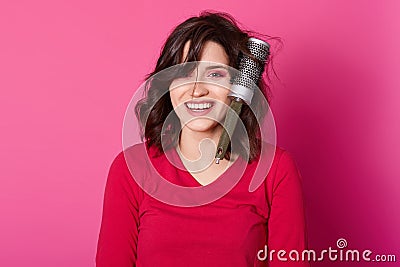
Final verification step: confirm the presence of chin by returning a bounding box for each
[184,119,221,133]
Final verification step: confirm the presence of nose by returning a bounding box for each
[190,82,209,98]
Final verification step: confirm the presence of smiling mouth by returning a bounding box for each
[185,102,214,112]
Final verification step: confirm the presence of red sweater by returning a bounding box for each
[96,144,309,267]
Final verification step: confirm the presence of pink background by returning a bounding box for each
[1,0,399,266]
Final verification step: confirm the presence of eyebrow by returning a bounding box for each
[204,65,229,71]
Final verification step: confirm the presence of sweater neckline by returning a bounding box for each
[164,147,245,188]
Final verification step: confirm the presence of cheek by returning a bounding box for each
[214,88,231,104]
[169,89,180,108]
[169,84,191,106]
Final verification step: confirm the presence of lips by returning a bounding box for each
[185,101,214,112]
[183,100,215,117]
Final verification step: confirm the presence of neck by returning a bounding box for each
[178,125,223,161]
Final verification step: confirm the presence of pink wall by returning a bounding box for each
[1,0,399,266]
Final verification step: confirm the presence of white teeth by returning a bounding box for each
[186,102,212,110]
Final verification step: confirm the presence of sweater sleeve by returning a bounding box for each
[96,152,141,267]
[266,151,310,267]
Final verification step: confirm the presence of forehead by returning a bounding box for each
[182,41,229,65]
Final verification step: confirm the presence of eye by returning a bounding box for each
[207,70,226,78]
[209,72,222,77]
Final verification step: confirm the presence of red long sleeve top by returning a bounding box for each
[96,144,309,267]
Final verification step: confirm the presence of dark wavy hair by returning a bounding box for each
[135,11,277,162]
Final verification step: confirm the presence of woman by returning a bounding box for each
[96,11,309,267]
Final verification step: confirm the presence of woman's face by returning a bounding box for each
[169,41,232,134]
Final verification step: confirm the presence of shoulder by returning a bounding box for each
[264,145,303,191]
[108,143,163,188]
[253,143,299,176]
[107,143,149,188]
[273,146,299,174]
[104,145,148,207]
[261,146,305,213]
[110,143,149,170]
[272,146,303,190]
